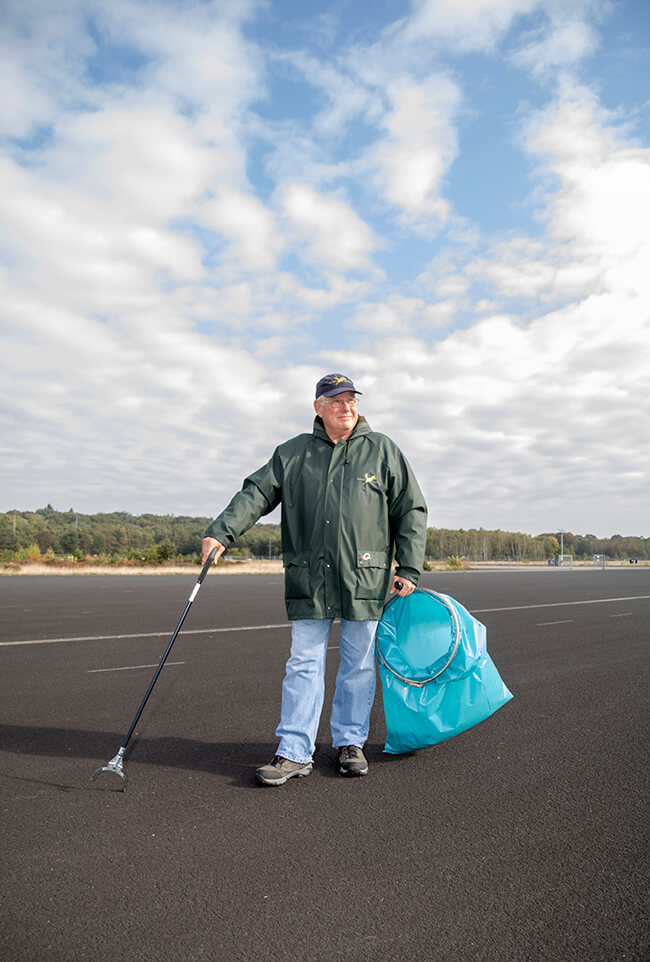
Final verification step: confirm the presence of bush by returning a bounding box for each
[15,543,42,562]
[154,539,175,563]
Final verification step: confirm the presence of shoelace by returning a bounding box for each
[340,746,359,760]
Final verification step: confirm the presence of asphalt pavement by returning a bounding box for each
[1,568,648,961]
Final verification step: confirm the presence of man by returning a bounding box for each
[202,373,427,786]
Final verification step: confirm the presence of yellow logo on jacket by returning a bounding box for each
[357,472,378,486]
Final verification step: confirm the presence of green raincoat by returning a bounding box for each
[205,416,427,621]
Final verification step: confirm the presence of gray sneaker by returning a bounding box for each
[255,755,313,787]
[338,745,369,776]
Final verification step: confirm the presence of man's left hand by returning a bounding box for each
[390,575,416,597]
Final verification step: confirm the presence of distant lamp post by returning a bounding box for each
[558,529,565,557]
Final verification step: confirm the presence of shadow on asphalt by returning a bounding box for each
[0,724,413,790]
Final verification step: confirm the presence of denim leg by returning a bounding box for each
[275,619,333,763]
[331,619,378,749]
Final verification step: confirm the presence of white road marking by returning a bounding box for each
[610,612,632,618]
[3,594,649,649]
[537,620,574,626]
[87,662,185,674]
[0,623,291,648]
[472,594,650,613]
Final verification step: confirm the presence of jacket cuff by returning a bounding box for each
[204,523,231,545]
[395,566,421,586]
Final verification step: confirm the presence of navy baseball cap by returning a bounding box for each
[315,373,362,399]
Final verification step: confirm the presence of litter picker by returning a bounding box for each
[90,545,218,789]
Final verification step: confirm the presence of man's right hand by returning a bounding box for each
[202,537,226,565]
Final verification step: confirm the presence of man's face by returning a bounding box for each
[314,391,359,440]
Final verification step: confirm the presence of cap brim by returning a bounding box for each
[322,386,362,397]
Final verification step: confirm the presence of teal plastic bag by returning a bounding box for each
[376,589,513,754]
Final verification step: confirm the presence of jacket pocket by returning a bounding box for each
[355,550,390,600]
[284,553,312,599]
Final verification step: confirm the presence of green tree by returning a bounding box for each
[59,530,80,554]
[35,530,56,553]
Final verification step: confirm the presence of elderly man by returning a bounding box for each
[202,373,427,785]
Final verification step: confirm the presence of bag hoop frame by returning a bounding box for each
[376,588,461,688]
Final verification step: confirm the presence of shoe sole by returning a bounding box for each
[339,766,369,776]
[255,765,312,787]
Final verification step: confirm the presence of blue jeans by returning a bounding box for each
[276,619,378,764]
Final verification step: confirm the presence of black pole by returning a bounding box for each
[90,546,218,786]
[120,545,218,751]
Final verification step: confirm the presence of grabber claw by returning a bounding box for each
[90,748,127,789]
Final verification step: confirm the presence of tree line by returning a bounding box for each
[0,507,647,564]
[425,528,648,562]
[0,506,280,564]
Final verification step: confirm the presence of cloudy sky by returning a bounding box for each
[1,0,649,537]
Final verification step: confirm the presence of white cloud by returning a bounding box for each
[466,237,604,302]
[512,9,602,77]
[279,183,381,273]
[0,0,96,138]
[351,295,458,332]
[434,274,471,298]
[200,189,284,272]
[526,85,650,261]
[465,82,650,309]
[371,75,460,228]
[0,153,203,313]
[99,0,262,111]
[45,107,220,219]
[274,51,377,138]
[125,226,204,282]
[263,26,463,233]
[323,288,649,535]
[403,0,542,53]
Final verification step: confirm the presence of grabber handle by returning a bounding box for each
[187,545,220,602]
[198,544,220,583]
